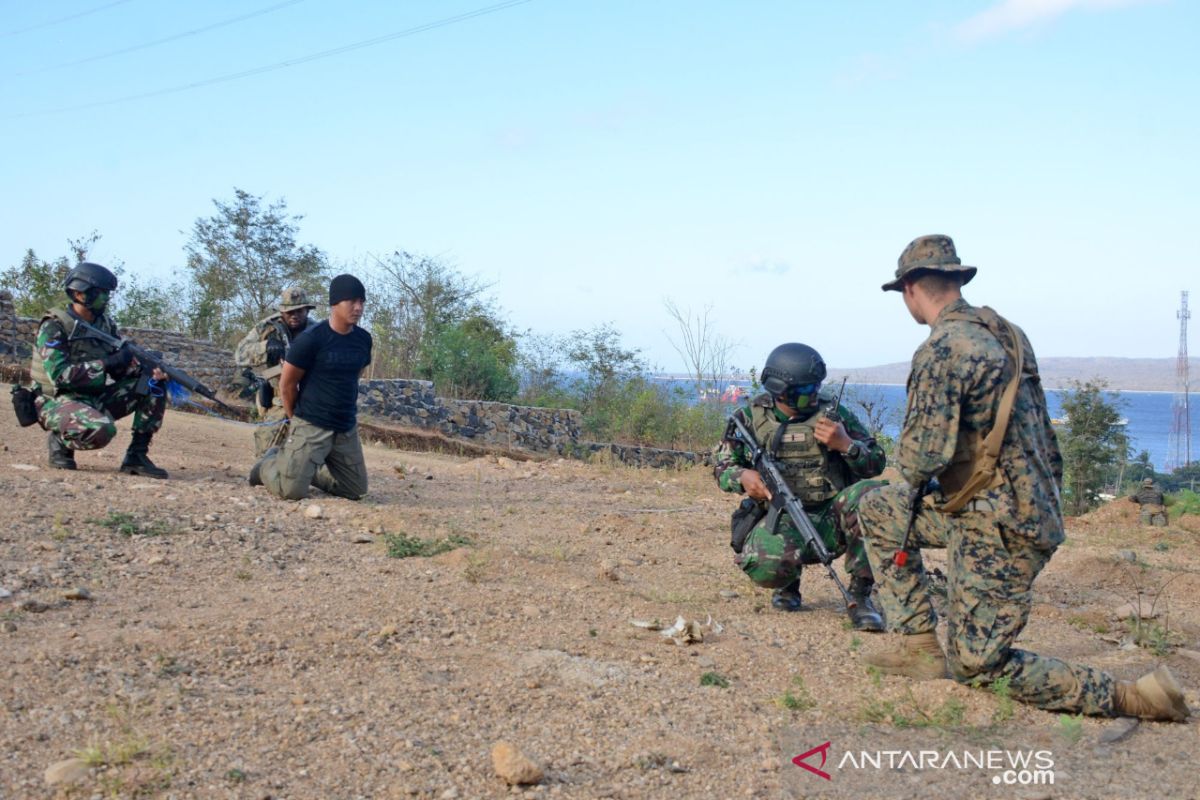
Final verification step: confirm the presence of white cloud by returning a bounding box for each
[746,258,791,276]
[955,0,1157,43]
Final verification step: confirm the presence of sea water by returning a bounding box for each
[671,380,1197,472]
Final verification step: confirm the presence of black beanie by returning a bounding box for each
[329,274,366,306]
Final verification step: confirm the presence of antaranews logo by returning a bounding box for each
[790,741,1055,786]
[791,741,832,781]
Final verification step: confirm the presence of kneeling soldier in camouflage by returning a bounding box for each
[31,262,169,478]
[235,287,319,457]
[713,342,887,631]
[859,234,1188,722]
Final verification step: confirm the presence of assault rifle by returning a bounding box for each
[725,413,858,610]
[69,318,233,412]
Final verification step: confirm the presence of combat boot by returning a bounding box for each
[862,631,949,680]
[248,447,278,487]
[120,431,168,479]
[47,433,76,470]
[1114,666,1190,721]
[847,576,885,632]
[771,574,803,612]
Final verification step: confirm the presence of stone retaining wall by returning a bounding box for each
[1,291,701,467]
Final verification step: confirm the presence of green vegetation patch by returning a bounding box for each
[384,531,472,559]
[89,511,170,537]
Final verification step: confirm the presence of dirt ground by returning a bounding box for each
[2,409,1199,799]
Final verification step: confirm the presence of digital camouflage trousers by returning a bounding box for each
[37,377,165,451]
[737,479,885,588]
[859,481,1116,716]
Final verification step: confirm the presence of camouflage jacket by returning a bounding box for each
[32,308,129,397]
[899,298,1064,547]
[712,390,886,501]
[234,314,318,378]
[1131,485,1165,506]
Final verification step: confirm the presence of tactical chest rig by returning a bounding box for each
[748,397,846,508]
[29,308,118,397]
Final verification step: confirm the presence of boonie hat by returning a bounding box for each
[882,234,977,292]
[278,287,316,312]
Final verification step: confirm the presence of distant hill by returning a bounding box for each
[826,357,1200,392]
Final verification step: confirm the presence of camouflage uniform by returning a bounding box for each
[1131,479,1167,526]
[32,309,165,450]
[234,288,318,456]
[713,389,887,588]
[860,286,1118,715]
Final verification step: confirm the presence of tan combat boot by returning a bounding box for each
[1114,666,1190,721]
[862,632,949,680]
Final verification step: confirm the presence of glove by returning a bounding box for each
[102,344,135,372]
[265,338,286,366]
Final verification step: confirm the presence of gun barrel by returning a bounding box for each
[70,318,231,411]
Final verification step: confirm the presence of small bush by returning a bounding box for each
[384,531,472,559]
[89,512,170,537]
[700,671,730,688]
[778,676,816,711]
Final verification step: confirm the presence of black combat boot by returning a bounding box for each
[847,576,885,632]
[771,572,803,612]
[47,433,76,470]
[120,431,168,479]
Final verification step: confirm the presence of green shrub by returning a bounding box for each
[384,531,472,559]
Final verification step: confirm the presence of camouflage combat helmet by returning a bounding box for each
[881,234,977,292]
[278,287,316,312]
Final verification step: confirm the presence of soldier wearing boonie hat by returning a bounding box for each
[234,286,321,456]
[880,234,977,292]
[854,234,1190,723]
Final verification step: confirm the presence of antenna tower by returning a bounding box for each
[1168,291,1191,471]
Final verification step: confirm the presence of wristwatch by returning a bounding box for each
[843,442,863,460]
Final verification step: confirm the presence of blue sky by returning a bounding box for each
[2,0,1196,374]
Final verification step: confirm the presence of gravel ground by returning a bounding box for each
[1,409,1199,799]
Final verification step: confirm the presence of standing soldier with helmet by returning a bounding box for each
[30,262,169,477]
[712,342,888,632]
[235,287,319,456]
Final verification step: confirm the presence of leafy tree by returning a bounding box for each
[415,314,519,401]
[112,273,187,331]
[183,188,328,346]
[1057,379,1129,515]
[367,250,505,384]
[515,332,572,408]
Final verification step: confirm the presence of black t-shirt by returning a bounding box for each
[285,321,372,433]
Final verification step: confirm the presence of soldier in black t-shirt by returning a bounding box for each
[250,275,372,501]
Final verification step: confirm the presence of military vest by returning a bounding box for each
[29,308,118,397]
[749,397,846,507]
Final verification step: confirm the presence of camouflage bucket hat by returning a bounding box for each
[278,287,316,312]
[881,234,977,292]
